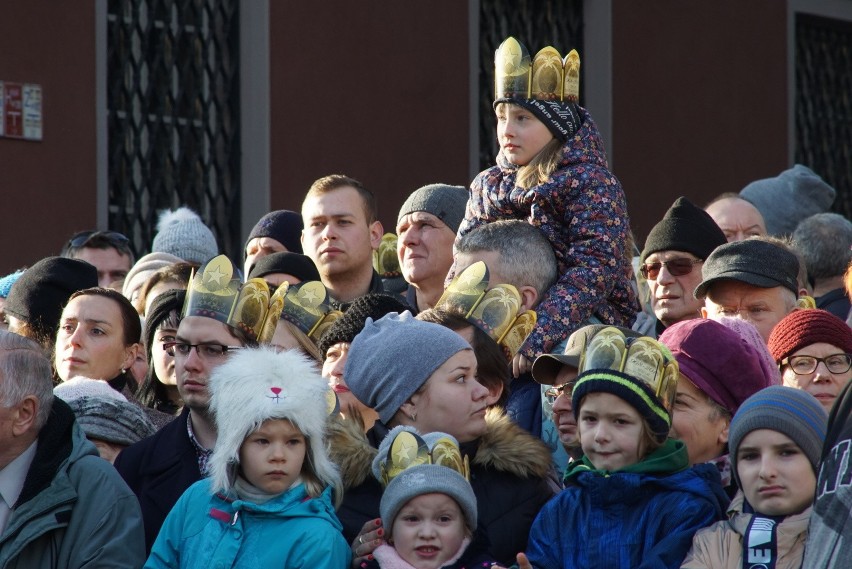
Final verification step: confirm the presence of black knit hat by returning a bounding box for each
[317,293,411,359]
[245,210,303,255]
[5,257,98,340]
[640,197,727,263]
[247,252,320,284]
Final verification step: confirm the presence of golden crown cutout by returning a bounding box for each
[577,327,679,414]
[257,280,343,344]
[372,233,401,278]
[379,429,470,487]
[436,261,537,356]
[495,37,580,103]
[183,255,271,341]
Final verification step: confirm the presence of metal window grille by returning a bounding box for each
[795,14,852,218]
[107,0,241,260]
[478,0,584,171]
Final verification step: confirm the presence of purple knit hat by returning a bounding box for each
[659,319,777,415]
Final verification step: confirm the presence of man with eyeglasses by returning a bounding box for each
[114,256,258,553]
[639,197,727,337]
[61,229,135,289]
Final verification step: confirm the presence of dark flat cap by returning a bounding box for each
[694,239,799,299]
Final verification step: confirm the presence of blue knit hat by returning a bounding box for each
[344,311,472,424]
[729,386,827,488]
[0,271,23,298]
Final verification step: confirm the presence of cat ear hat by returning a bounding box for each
[208,346,341,503]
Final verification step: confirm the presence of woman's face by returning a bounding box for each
[151,326,178,386]
[55,295,136,381]
[495,102,555,166]
[409,350,488,443]
[781,341,852,412]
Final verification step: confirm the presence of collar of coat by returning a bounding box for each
[327,407,553,490]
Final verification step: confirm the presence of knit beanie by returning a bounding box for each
[121,252,183,300]
[729,386,827,488]
[660,319,777,416]
[66,396,156,446]
[208,346,340,496]
[373,426,477,531]
[740,165,836,237]
[0,271,23,298]
[767,309,852,363]
[247,252,320,284]
[345,312,472,424]
[245,210,303,256]
[317,293,411,358]
[397,184,469,234]
[54,376,129,403]
[5,257,98,337]
[151,207,218,265]
[640,197,727,262]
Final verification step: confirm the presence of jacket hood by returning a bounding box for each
[217,483,342,531]
[327,407,553,489]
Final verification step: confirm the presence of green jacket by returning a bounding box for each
[0,399,145,568]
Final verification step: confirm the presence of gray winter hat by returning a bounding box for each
[740,165,835,237]
[729,386,827,489]
[344,311,471,424]
[373,427,478,531]
[66,396,156,447]
[151,207,218,265]
[397,184,469,233]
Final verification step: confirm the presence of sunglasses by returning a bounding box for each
[640,258,703,280]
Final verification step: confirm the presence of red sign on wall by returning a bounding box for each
[4,82,23,138]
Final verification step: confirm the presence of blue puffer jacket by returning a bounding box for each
[526,444,728,569]
[146,479,350,569]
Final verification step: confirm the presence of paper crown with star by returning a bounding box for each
[257,280,343,343]
[571,327,680,442]
[371,426,477,530]
[494,36,583,141]
[182,255,272,341]
[435,261,536,356]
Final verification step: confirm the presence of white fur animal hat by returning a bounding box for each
[208,346,340,500]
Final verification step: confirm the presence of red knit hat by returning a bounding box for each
[767,309,852,363]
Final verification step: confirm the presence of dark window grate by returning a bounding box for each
[107,0,241,260]
[795,13,852,218]
[478,0,584,171]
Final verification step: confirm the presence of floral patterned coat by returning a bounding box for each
[455,106,639,358]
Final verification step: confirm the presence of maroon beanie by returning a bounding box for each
[767,309,852,363]
[659,318,776,415]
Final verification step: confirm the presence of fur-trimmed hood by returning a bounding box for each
[327,407,553,490]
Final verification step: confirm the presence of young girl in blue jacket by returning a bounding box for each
[145,347,350,568]
[498,328,727,569]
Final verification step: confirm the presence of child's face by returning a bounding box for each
[736,429,816,516]
[391,493,467,569]
[495,103,555,166]
[239,419,306,494]
[578,392,646,471]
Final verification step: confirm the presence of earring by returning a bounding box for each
[120,368,127,375]
[410,412,417,422]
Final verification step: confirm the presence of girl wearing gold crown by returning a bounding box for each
[452,37,639,376]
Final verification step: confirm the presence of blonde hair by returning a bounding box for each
[275,320,322,363]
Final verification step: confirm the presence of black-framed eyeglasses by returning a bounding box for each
[66,230,131,250]
[163,341,243,360]
[782,354,852,375]
[640,258,703,280]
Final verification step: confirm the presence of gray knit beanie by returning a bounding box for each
[397,184,469,233]
[740,165,835,237]
[373,426,478,531]
[344,311,472,424]
[65,396,156,446]
[151,207,218,265]
[729,386,827,488]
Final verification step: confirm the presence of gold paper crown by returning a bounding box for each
[435,261,537,356]
[495,37,580,103]
[257,280,343,344]
[378,429,470,487]
[372,233,401,278]
[183,255,271,341]
[577,326,679,414]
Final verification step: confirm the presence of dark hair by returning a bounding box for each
[66,287,141,346]
[138,289,185,412]
[135,262,195,315]
[304,174,378,223]
[416,308,511,407]
[62,230,135,264]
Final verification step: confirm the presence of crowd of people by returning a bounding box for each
[0,36,849,569]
